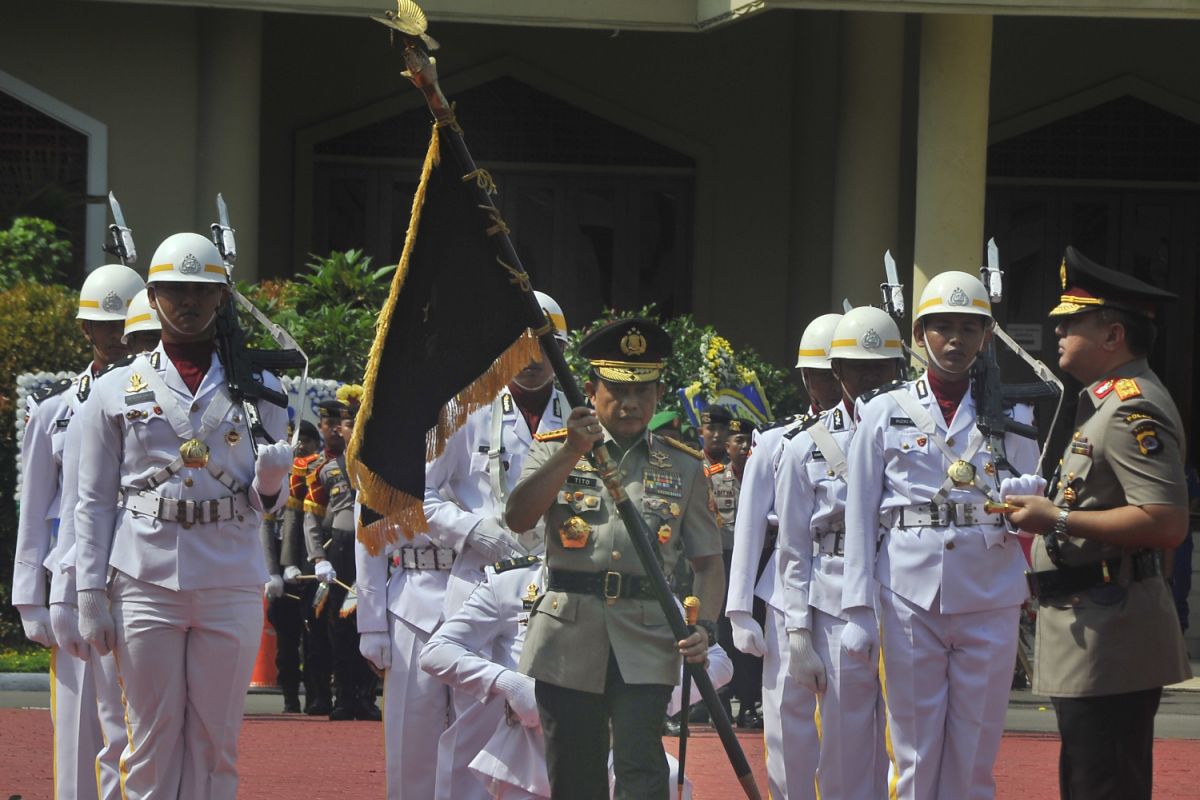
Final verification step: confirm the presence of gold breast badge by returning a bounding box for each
[558,516,591,549]
[126,373,149,393]
[947,459,976,487]
[179,438,210,468]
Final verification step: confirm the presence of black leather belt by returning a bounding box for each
[1026,551,1160,601]
[548,569,655,602]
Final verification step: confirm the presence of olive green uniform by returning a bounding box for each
[518,429,723,692]
[1032,360,1191,698]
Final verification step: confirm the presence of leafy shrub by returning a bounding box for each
[0,217,72,290]
[239,250,395,385]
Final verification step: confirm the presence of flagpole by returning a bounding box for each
[381,12,761,799]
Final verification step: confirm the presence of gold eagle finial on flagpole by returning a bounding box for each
[371,0,440,50]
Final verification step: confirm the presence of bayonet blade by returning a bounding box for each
[884,250,905,317]
[985,238,1003,303]
[212,193,237,266]
[842,298,853,313]
[106,191,136,265]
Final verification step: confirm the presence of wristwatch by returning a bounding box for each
[1052,508,1070,539]
[695,619,717,648]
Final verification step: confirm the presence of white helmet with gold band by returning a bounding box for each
[913,271,992,322]
[146,233,228,284]
[77,263,145,322]
[123,288,162,343]
[794,313,843,369]
[829,306,904,361]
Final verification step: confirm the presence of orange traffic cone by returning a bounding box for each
[251,595,279,688]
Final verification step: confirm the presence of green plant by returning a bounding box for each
[0,281,90,645]
[0,644,51,672]
[0,217,73,290]
[239,250,395,385]
[564,304,804,422]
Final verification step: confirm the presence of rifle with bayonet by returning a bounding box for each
[103,192,136,266]
[973,238,1063,496]
[209,194,308,446]
[879,249,927,376]
[373,4,761,797]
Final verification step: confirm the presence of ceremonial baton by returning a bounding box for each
[677,596,700,800]
[377,6,761,796]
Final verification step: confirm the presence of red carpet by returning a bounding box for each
[2,709,1197,798]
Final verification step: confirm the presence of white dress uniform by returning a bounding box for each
[842,374,1037,800]
[725,418,818,800]
[74,343,286,800]
[776,406,886,799]
[420,385,566,799]
[355,524,452,800]
[421,559,731,800]
[51,381,128,800]
[14,371,106,800]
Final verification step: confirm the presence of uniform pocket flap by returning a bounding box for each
[533,591,578,623]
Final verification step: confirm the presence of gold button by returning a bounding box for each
[184,477,194,487]
[946,541,956,550]
[1070,595,1081,606]
[826,470,835,477]
[552,599,559,610]
[612,551,621,561]
[946,437,955,447]
[191,402,199,412]
[902,443,910,450]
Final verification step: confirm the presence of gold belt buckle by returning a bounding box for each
[603,571,622,605]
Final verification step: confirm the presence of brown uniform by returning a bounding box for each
[1032,358,1191,697]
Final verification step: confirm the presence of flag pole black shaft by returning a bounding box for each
[394,34,761,800]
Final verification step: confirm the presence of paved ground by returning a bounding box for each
[2,684,1198,799]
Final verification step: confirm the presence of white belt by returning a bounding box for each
[888,502,1003,529]
[398,546,456,571]
[120,488,251,528]
[812,525,845,556]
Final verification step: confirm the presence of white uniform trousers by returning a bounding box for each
[384,613,452,800]
[435,691,504,800]
[878,589,1020,800]
[90,648,126,799]
[111,572,261,800]
[762,605,818,800]
[811,607,887,800]
[51,645,102,800]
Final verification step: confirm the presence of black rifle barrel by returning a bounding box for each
[394,34,761,800]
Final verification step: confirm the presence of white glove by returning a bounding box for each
[1000,474,1048,499]
[50,603,91,661]
[466,518,522,563]
[265,574,284,599]
[494,669,541,728]
[728,610,767,658]
[314,559,336,584]
[359,631,391,671]
[283,565,302,583]
[77,589,117,656]
[253,441,294,497]
[840,606,878,665]
[788,629,827,693]
[15,604,54,648]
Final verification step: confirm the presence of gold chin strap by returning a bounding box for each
[592,361,663,383]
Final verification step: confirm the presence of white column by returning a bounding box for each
[911,14,993,308]
[195,9,263,280]
[830,12,905,309]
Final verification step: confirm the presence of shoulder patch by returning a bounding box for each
[31,377,72,405]
[1123,412,1154,425]
[660,436,704,460]
[1114,378,1142,401]
[493,554,541,574]
[1131,419,1162,456]
[704,462,725,477]
[860,379,906,405]
[533,428,568,442]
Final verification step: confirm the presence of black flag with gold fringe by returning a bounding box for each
[347,123,541,553]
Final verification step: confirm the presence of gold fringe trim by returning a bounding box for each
[346,120,541,555]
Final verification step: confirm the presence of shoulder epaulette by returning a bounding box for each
[31,377,72,405]
[762,413,799,432]
[704,462,725,477]
[493,554,541,573]
[533,428,568,442]
[102,355,135,375]
[660,436,703,460]
[781,412,818,440]
[859,379,906,405]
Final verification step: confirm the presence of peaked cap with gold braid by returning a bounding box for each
[579,317,672,384]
